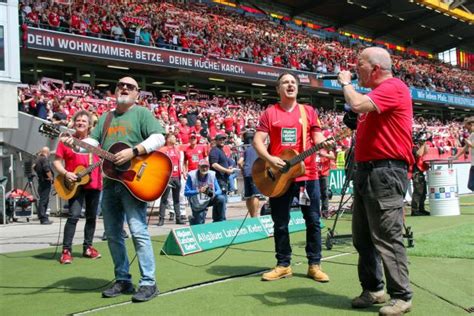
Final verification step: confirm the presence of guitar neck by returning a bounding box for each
[72,138,114,161]
[288,136,335,166]
[76,160,103,178]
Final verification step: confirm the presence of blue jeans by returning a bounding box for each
[101,181,155,286]
[269,180,322,266]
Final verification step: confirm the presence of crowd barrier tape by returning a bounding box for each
[161,210,325,256]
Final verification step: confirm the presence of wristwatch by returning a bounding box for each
[340,81,352,87]
[132,147,139,157]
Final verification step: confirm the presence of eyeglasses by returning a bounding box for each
[117,82,138,91]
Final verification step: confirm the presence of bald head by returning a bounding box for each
[361,47,392,71]
[40,146,50,157]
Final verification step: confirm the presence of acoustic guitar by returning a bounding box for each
[54,160,102,200]
[39,123,172,202]
[252,129,351,198]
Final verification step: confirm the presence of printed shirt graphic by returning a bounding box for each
[257,103,321,181]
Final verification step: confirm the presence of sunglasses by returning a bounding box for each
[117,82,138,91]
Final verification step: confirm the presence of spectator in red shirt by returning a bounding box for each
[178,116,191,144]
[48,6,61,30]
[158,133,185,226]
[184,133,208,173]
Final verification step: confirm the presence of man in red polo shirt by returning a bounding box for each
[254,72,330,283]
[338,47,413,316]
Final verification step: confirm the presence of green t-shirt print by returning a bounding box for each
[91,105,165,150]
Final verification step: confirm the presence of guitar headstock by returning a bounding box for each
[38,123,61,139]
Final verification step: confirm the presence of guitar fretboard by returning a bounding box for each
[286,130,350,167]
[76,160,103,178]
[72,139,115,162]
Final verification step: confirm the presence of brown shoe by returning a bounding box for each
[379,299,412,316]
[261,266,292,281]
[307,264,330,282]
[352,290,387,308]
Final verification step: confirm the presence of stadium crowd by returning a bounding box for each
[19,0,473,96]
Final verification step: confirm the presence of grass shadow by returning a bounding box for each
[206,265,268,277]
[1,276,113,295]
[240,287,380,313]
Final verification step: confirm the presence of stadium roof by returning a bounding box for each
[251,0,474,53]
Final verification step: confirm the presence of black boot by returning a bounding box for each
[157,217,165,226]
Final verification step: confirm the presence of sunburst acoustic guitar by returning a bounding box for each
[39,123,172,202]
[252,129,351,198]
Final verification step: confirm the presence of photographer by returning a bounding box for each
[411,131,430,216]
[184,159,226,225]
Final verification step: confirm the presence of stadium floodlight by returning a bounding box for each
[252,83,267,87]
[209,77,225,82]
[152,81,165,85]
[235,90,246,93]
[107,65,129,70]
[317,91,330,95]
[37,56,64,62]
[448,107,455,110]
[97,83,109,87]
[160,89,171,93]
[261,92,269,95]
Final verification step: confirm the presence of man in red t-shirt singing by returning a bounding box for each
[254,73,330,283]
[338,47,413,316]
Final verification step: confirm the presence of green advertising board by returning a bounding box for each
[329,169,353,195]
[161,210,324,256]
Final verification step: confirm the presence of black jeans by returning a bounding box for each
[37,181,51,223]
[159,177,181,219]
[352,163,412,301]
[411,171,427,212]
[269,180,322,267]
[63,189,100,251]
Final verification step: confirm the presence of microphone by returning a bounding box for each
[316,73,358,80]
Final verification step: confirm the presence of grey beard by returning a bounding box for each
[117,95,134,106]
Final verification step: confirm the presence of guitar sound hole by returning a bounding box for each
[115,161,131,172]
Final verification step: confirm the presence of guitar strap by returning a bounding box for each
[100,111,114,146]
[298,103,308,151]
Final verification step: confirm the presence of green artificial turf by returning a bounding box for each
[1,195,473,315]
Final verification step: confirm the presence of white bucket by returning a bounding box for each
[427,168,460,216]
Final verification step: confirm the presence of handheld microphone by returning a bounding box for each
[316,73,358,80]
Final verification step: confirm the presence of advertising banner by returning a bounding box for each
[161,210,322,256]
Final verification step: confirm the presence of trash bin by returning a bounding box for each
[427,160,460,216]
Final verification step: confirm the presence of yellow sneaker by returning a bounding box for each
[261,266,293,281]
[307,264,330,282]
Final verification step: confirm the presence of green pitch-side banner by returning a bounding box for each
[161,210,325,256]
[329,169,353,195]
